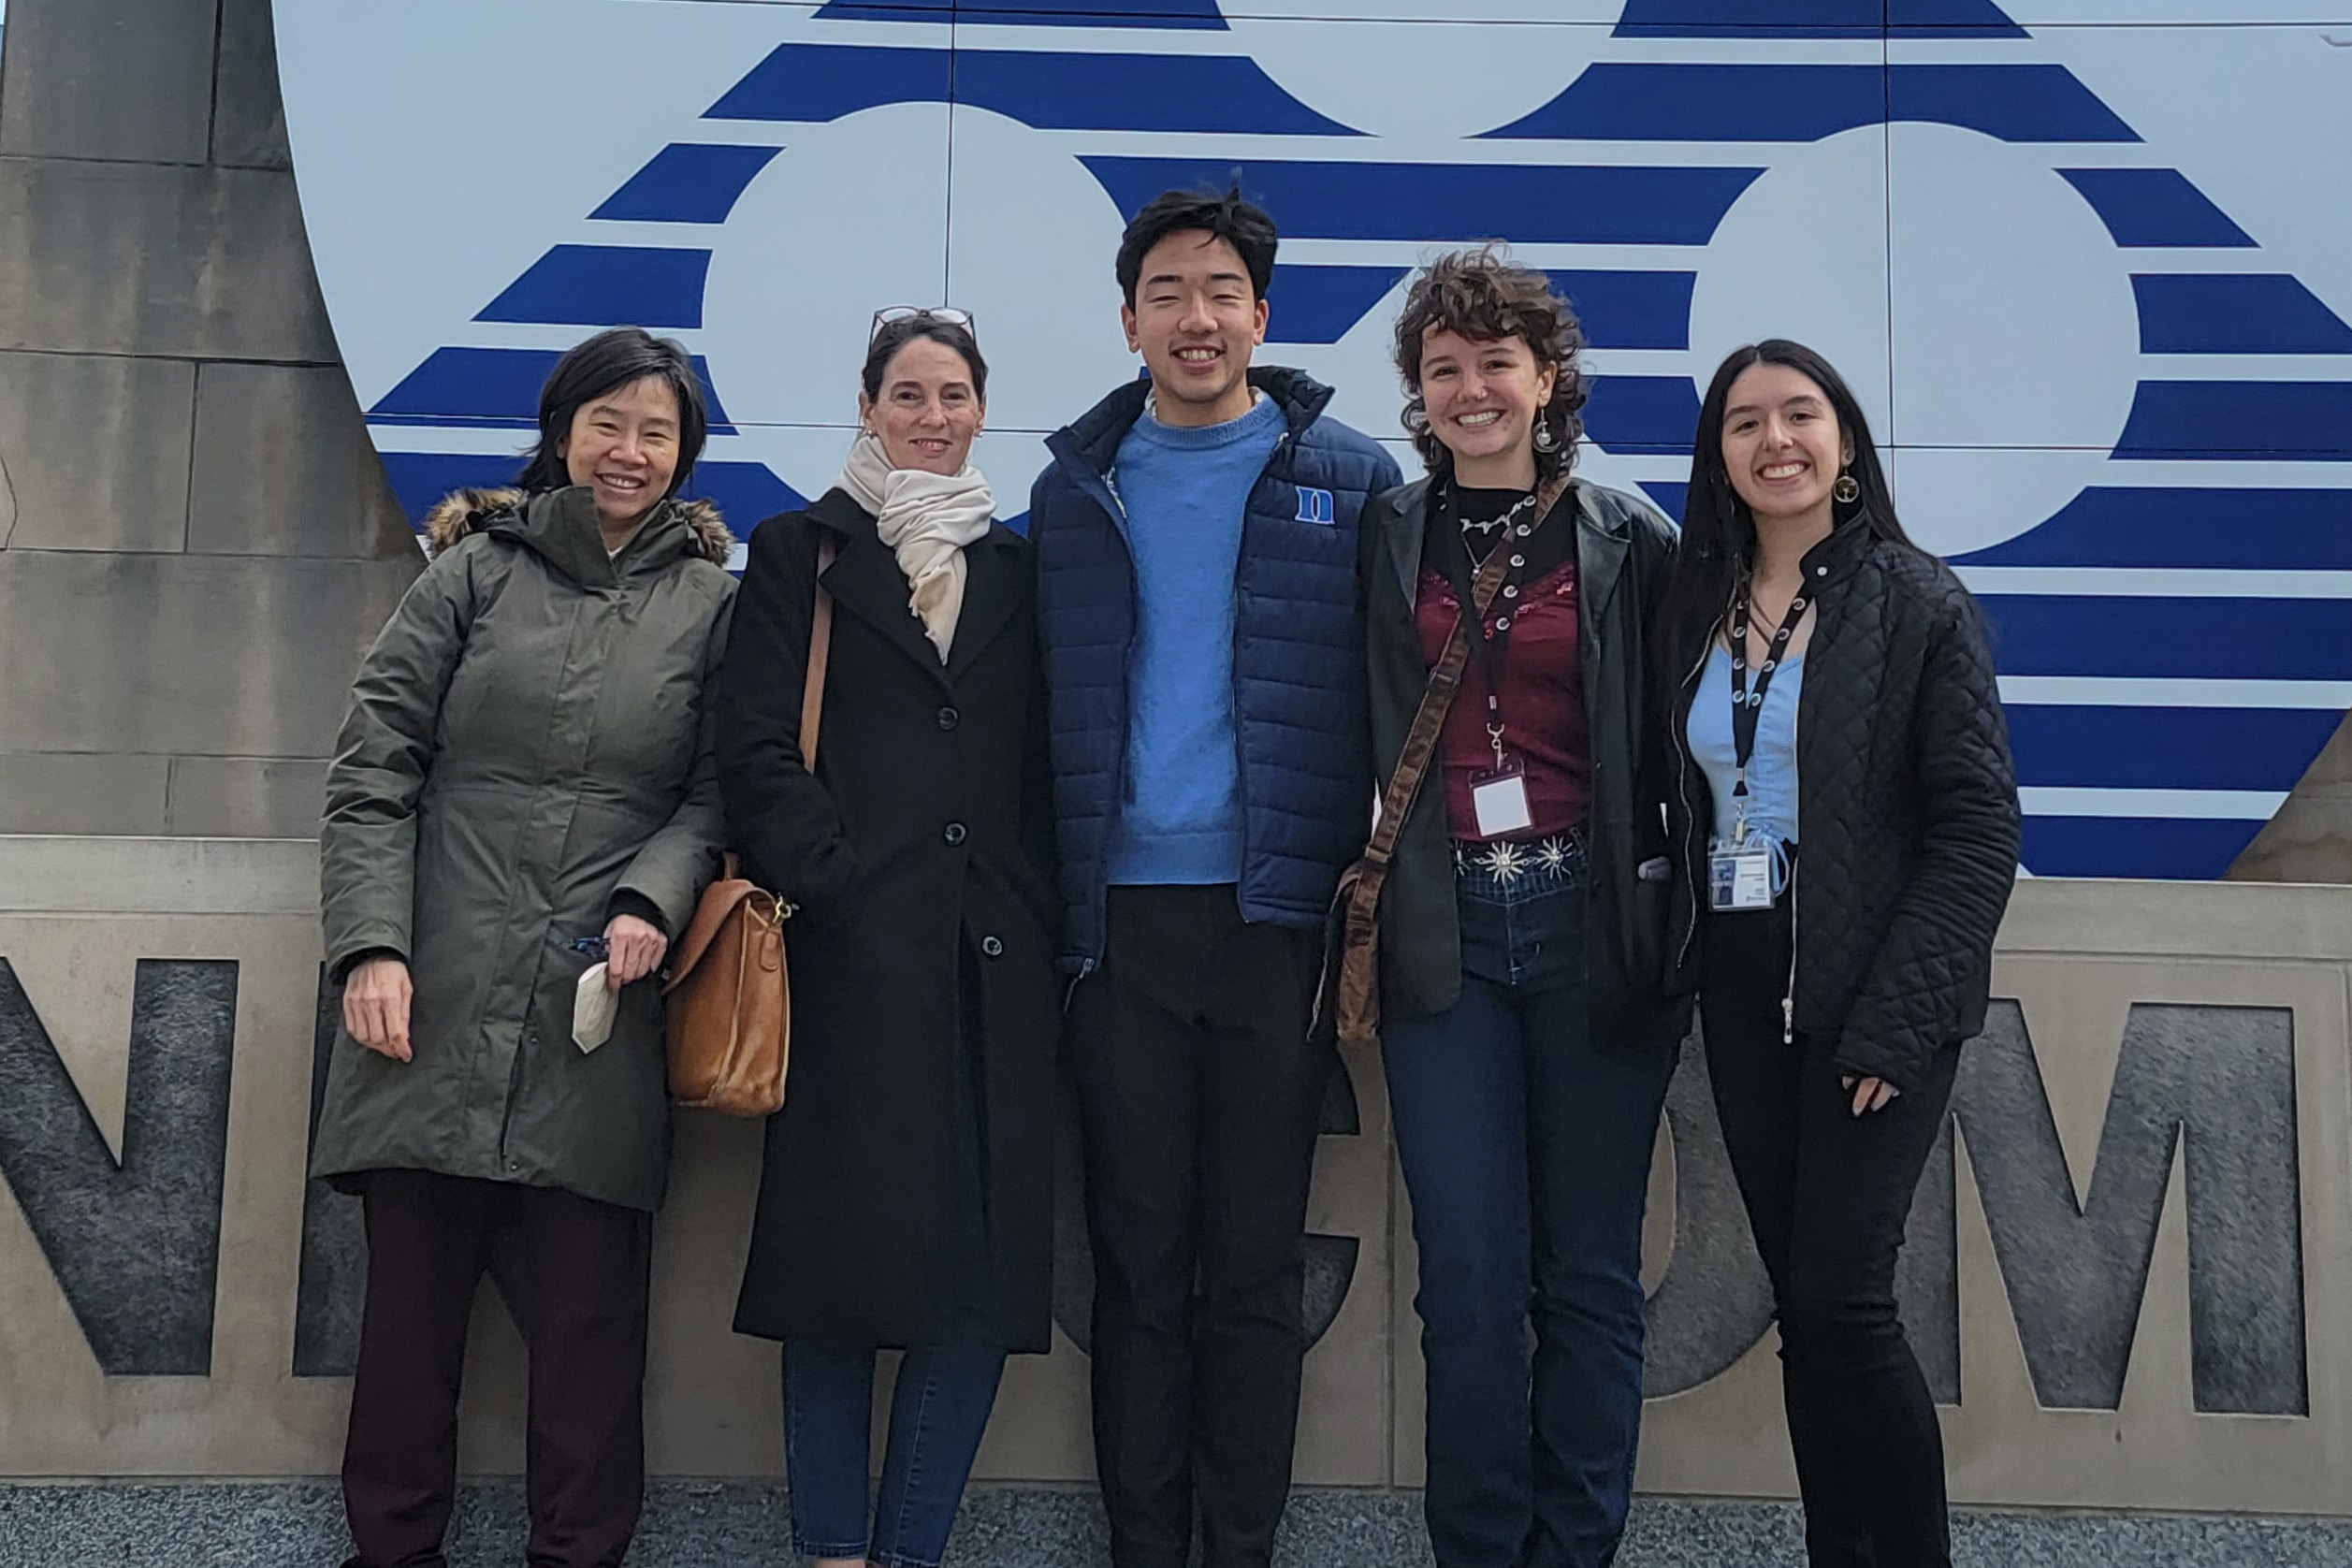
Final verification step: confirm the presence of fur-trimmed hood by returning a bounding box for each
[423,486,733,565]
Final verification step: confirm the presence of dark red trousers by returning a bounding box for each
[341,1169,651,1568]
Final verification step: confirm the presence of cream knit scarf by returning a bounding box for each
[835,432,995,661]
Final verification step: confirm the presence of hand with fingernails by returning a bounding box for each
[603,913,668,990]
[1841,1074,1900,1116]
[343,955,414,1063]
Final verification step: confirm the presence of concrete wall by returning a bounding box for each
[5,836,2350,1520]
[0,0,421,839]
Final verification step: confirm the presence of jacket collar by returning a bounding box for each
[1572,480,1633,630]
[502,486,653,587]
[1374,472,1629,625]
[435,485,731,587]
[1048,364,1337,484]
[806,485,1023,690]
[1801,512,1879,584]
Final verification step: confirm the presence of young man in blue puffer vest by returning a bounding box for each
[1029,188,1401,1568]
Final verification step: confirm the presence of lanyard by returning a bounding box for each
[1439,485,1548,768]
[1726,576,1811,835]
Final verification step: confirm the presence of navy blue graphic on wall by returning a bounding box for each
[298,0,2350,882]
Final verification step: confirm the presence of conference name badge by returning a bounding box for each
[1708,843,1774,912]
[1469,761,1534,839]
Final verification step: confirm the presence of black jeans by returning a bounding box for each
[1702,901,1958,1568]
[1067,884,1330,1568]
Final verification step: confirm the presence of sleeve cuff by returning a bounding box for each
[329,946,406,985]
[606,890,671,939]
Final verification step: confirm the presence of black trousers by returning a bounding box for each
[1701,903,1959,1568]
[342,1169,651,1568]
[1067,885,1330,1568]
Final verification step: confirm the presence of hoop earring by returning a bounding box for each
[1833,472,1861,505]
[1532,418,1560,455]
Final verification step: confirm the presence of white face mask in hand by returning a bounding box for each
[573,963,617,1053]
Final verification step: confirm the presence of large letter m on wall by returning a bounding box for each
[1953,1001,2307,1416]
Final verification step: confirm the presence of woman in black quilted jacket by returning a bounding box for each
[1659,340,2020,1567]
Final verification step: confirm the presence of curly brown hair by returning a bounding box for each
[1392,247,1588,481]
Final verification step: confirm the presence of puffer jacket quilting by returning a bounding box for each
[1664,519,2022,1092]
[1030,367,1402,973]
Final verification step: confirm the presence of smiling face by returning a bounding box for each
[1720,361,1854,527]
[1416,327,1558,487]
[859,335,984,475]
[1122,228,1269,428]
[560,375,680,530]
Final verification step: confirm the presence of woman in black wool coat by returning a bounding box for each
[714,310,1058,1568]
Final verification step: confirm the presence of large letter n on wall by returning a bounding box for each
[0,958,238,1375]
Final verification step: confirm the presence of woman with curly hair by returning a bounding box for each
[1355,250,1689,1568]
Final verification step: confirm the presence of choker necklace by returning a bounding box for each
[1459,489,1541,539]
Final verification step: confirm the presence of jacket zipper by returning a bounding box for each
[1231,430,1292,915]
[1669,635,1712,974]
[1780,855,1800,1045]
[1096,461,1138,979]
[1780,625,1808,1045]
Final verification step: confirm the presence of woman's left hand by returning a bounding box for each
[1841,1074,1899,1116]
[603,913,669,989]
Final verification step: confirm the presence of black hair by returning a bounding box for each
[1114,186,1279,309]
[1661,339,1918,660]
[516,327,708,497]
[862,312,989,404]
[1393,245,1589,484]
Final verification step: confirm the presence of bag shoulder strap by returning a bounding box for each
[800,538,837,770]
[1360,473,1569,870]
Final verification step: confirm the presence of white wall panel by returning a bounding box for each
[274,0,2352,878]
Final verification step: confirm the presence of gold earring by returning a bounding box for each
[1833,472,1861,505]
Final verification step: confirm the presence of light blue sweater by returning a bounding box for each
[1105,393,1287,886]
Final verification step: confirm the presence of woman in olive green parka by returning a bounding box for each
[312,327,734,1568]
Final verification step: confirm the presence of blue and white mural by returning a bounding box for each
[274,0,2352,880]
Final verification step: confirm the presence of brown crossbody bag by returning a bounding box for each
[663,539,837,1116]
[1313,476,1566,1047]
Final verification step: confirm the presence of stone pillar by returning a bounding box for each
[2232,714,2352,883]
[0,0,419,838]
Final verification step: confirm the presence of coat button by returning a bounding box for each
[980,936,1004,958]
[937,705,960,731]
[943,821,967,846]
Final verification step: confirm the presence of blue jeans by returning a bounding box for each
[1384,839,1675,1568]
[781,1340,1007,1568]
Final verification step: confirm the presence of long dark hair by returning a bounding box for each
[516,327,709,497]
[1662,339,1915,661]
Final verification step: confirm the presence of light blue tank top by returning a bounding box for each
[1686,644,1803,878]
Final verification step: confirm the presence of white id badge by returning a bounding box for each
[1707,846,1775,912]
[1470,766,1534,838]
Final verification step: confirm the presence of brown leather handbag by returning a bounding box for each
[662,541,835,1116]
[1313,477,1563,1047]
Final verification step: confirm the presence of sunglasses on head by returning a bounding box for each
[869,306,976,342]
